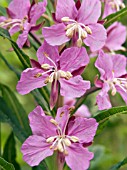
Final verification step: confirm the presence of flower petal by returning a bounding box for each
[9,25,20,36]
[42,23,70,46]
[17,22,31,48]
[16,68,47,95]
[21,135,53,166]
[95,50,113,81]
[37,40,59,66]
[55,0,78,21]
[84,23,107,52]
[102,2,116,18]
[77,0,101,25]
[8,0,30,19]
[105,22,126,51]
[60,47,89,73]
[65,143,93,170]
[30,0,47,25]
[96,83,112,110]
[59,76,90,98]
[68,117,98,143]
[28,106,57,137]
[75,105,91,118]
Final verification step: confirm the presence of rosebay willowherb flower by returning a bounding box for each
[42,0,107,52]
[21,105,98,170]
[95,50,127,110]
[102,0,125,18]
[17,41,90,109]
[0,0,47,48]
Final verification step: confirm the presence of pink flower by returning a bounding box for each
[21,105,98,169]
[42,0,107,52]
[17,41,90,109]
[0,0,47,48]
[102,0,125,18]
[95,50,127,110]
[103,22,126,52]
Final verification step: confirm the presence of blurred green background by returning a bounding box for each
[0,0,127,170]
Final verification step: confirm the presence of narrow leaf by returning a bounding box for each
[110,157,127,170]
[0,157,15,170]
[104,6,127,28]
[3,132,21,170]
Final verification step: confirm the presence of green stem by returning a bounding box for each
[29,32,42,46]
[72,86,100,115]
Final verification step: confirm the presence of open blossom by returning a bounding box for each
[0,0,47,48]
[43,0,107,52]
[102,0,125,18]
[103,22,126,52]
[21,105,98,170]
[95,50,127,110]
[17,41,90,109]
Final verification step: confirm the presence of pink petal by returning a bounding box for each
[59,76,90,98]
[95,50,113,81]
[55,105,70,132]
[65,144,93,170]
[105,22,126,51]
[84,23,107,52]
[77,0,101,25]
[9,25,20,36]
[102,2,116,18]
[42,23,70,46]
[30,0,47,25]
[75,105,91,118]
[0,16,7,22]
[21,135,53,166]
[37,40,59,66]
[68,117,98,143]
[60,47,89,73]
[8,0,30,19]
[28,106,57,137]
[116,86,127,105]
[16,68,47,95]
[17,22,31,49]
[112,54,127,77]
[55,0,78,22]
[96,82,112,110]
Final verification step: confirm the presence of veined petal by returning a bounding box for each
[16,68,47,95]
[8,0,30,19]
[55,0,78,22]
[105,22,126,51]
[96,82,112,110]
[75,105,91,118]
[65,143,93,170]
[29,106,57,137]
[42,23,70,46]
[102,2,116,18]
[67,117,98,143]
[55,105,70,133]
[60,47,89,73]
[59,76,90,98]
[95,50,113,81]
[9,25,20,36]
[84,23,107,52]
[21,135,53,167]
[77,0,101,25]
[30,0,47,25]
[17,22,31,49]
[37,40,59,66]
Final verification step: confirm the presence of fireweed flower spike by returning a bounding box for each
[17,41,90,109]
[95,50,127,110]
[42,0,107,52]
[102,0,125,18]
[21,105,98,169]
[0,0,47,48]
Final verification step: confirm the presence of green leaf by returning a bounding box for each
[110,157,127,170]
[0,97,28,142]
[94,106,127,123]
[0,27,31,69]
[104,6,127,28]
[3,132,21,170]
[0,157,15,170]
[0,6,6,15]
[0,83,31,136]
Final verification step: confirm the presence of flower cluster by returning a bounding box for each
[0,0,126,169]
